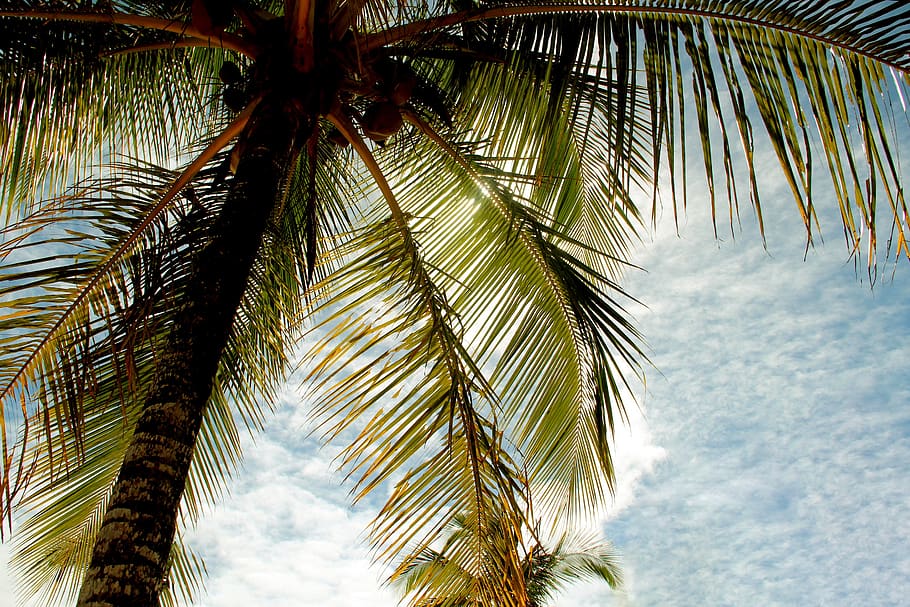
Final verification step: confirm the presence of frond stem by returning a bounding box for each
[331,0,371,39]
[287,0,316,70]
[101,39,220,57]
[327,110,490,538]
[0,9,257,57]
[326,112,409,228]
[0,105,256,408]
[360,4,910,74]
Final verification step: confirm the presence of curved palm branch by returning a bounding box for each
[302,114,532,600]
[394,106,644,518]
[0,158,232,603]
[3,124,358,602]
[0,3,245,217]
[360,1,909,264]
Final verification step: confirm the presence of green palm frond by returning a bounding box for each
[0,4,237,218]
[300,212,531,602]
[0,157,218,598]
[3,124,363,600]
[375,108,643,520]
[0,105,254,511]
[391,510,622,607]
[526,530,622,604]
[366,0,909,265]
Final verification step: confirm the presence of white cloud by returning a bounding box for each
[0,543,14,607]
[184,386,401,607]
[604,405,668,519]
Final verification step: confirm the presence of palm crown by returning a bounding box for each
[0,1,907,605]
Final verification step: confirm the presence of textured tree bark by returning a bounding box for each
[76,102,299,607]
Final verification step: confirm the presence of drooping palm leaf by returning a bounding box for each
[0,158,228,602]
[384,106,643,518]
[363,1,909,264]
[301,115,533,601]
[0,2,249,218]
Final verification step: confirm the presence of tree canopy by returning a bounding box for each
[0,1,907,605]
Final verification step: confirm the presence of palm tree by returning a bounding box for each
[0,1,906,605]
[391,511,622,607]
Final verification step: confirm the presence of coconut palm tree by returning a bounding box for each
[391,511,622,607]
[0,1,907,605]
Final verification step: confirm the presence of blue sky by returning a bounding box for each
[571,181,910,606]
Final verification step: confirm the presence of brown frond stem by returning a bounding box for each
[328,110,494,561]
[326,111,409,228]
[101,39,222,57]
[359,4,910,74]
[287,0,316,70]
[0,9,258,57]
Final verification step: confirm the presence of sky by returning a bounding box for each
[567,185,910,606]
[5,157,906,606]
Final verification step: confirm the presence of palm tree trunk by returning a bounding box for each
[76,102,299,607]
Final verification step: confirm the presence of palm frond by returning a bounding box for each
[0,155,233,603]
[391,510,622,607]
[380,97,644,519]
[0,3,241,218]
[365,0,910,267]
[0,106,252,510]
[299,212,530,600]
[529,530,622,602]
[299,116,529,598]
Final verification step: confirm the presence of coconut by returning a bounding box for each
[219,61,243,85]
[361,102,403,141]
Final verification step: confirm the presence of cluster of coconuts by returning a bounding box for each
[219,55,418,147]
[355,59,418,142]
[198,0,423,148]
[219,60,249,112]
